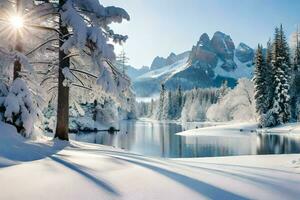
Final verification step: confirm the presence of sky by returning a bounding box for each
[102,0,300,68]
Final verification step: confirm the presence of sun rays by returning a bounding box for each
[9,15,24,30]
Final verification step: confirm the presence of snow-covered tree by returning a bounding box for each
[173,85,183,119]
[0,0,131,139]
[218,80,229,102]
[24,0,131,140]
[207,78,256,122]
[271,25,291,125]
[0,81,9,121]
[156,84,165,120]
[290,27,300,121]
[254,44,268,126]
[181,88,218,122]
[1,78,38,137]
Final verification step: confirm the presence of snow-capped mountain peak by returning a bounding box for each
[131,31,255,97]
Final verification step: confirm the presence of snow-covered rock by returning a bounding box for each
[235,43,255,63]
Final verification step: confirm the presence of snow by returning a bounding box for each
[258,122,300,134]
[176,121,300,137]
[136,56,189,81]
[136,94,159,103]
[1,121,300,200]
[2,79,38,137]
[214,57,253,79]
[177,122,258,137]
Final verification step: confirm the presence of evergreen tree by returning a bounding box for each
[157,84,165,120]
[290,28,300,120]
[149,99,154,117]
[259,39,277,127]
[265,39,274,109]
[218,80,229,102]
[163,91,171,119]
[271,25,291,125]
[173,85,183,119]
[254,44,268,126]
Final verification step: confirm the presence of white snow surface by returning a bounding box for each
[214,57,253,79]
[177,123,258,137]
[136,56,189,81]
[1,122,300,200]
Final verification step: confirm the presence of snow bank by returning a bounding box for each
[258,123,300,134]
[177,122,258,137]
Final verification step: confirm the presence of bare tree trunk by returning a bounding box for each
[55,0,69,140]
[13,0,22,80]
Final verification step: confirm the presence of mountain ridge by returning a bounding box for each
[129,31,255,97]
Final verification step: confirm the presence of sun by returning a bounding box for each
[9,15,24,29]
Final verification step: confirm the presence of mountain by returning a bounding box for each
[131,31,255,97]
[150,51,190,70]
[126,65,150,81]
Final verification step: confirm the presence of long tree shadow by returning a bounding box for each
[175,160,298,175]
[97,150,300,199]
[0,137,68,168]
[0,122,71,169]
[48,155,120,196]
[173,162,300,199]
[110,155,250,200]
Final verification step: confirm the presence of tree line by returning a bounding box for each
[254,25,300,127]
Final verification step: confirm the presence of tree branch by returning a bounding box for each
[26,38,59,56]
[71,84,92,91]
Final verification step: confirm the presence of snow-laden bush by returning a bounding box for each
[181,90,218,122]
[0,81,9,121]
[207,78,257,122]
[96,99,119,124]
[0,78,38,137]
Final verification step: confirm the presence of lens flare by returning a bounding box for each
[9,15,24,29]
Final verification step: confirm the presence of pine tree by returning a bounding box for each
[218,80,229,102]
[271,25,291,125]
[265,39,274,109]
[163,91,171,119]
[290,27,300,121]
[173,85,183,119]
[254,44,268,126]
[259,39,277,127]
[157,84,165,120]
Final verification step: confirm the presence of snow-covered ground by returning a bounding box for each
[1,122,300,200]
[177,123,258,137]
[177,122,300,136]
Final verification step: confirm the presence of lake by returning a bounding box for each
[71,120,300,158]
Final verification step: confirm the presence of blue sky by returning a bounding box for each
[102,0,300,68]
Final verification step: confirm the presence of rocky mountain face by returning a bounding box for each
[235,42,255,63]
[189,32,238,71]
[131,31,255,97]
[151,51,190,70]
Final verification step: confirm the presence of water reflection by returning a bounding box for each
[71,120,300,158]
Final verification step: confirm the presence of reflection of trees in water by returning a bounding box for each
[181,137,234,158]
[256,133,300,154]
[76,122,300,158]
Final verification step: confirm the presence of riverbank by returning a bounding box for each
[1,122,300,200]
